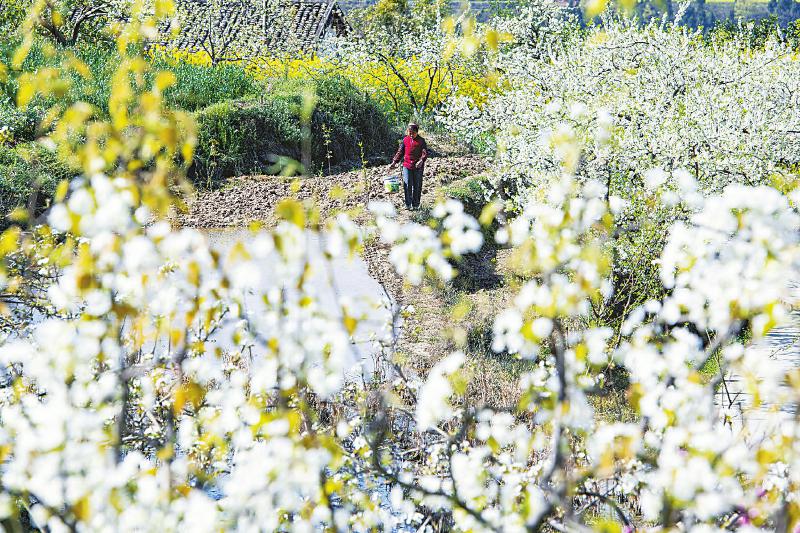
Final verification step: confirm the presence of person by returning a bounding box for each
[389,123,428,210]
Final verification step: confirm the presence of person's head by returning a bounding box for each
[407,123,419,138]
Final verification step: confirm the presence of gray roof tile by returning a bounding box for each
[164,0,349,58]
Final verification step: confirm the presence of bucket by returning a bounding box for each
[384,174,401,193]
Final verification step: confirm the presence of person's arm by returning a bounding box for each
[416,139,428,168]
[390,138,405,167]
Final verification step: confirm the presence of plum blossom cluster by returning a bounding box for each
[7,142,799,530]
[0,7,400,529]
[376,120,800,531]
[606,181,800,525]
[399,167,800,531]
[442,5,800,327]
[370,199,483,285]
[492,174,612,363]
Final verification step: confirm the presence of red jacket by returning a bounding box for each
[392,135,428,169]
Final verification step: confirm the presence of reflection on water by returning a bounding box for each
[718,305,800,440]
[203,228,398,383]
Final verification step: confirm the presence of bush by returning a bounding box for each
[0,143,74,228]
[190,99,301,185]
[190,76,393,186]
[0,96,46,145]
[445,175,490,219]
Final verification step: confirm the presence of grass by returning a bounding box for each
[443,175,491,219]
[588,388,638,424]
[698,325,753,383]
[698,353,722,381]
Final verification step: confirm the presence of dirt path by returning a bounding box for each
[176,155,487,230]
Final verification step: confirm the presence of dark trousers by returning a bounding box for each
[402,166,423,208]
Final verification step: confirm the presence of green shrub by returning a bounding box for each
[0,97,45,144]
[310,76,394,170]
[190,99,301,185]
[190,76,393,186]
[0,143,74,228]
[444,175,490,219]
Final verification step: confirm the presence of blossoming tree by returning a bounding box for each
[0,1,799,531]
[442,4,800,327]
